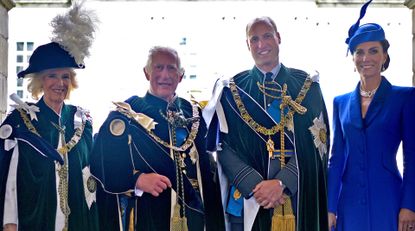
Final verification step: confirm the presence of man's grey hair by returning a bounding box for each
[144,46,183,74]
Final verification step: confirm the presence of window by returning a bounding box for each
[16,66,24,74]
[189,75,197,79]
[17,90,23,98]
[17,78,24,87]
[27,55,31,62]
[17,55,23,63]
[27,42,34,51]
[16,42,24,51]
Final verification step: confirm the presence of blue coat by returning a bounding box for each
[328,77,415,231]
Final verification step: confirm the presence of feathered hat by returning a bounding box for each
[345,0,386,55]
[17,1,99,78]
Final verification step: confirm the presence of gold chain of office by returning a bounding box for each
[229,77,312,136]
[17,108,86,155]
[146,103,200,152]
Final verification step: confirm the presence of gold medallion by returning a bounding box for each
[109,119,125,136]
[233,189,241,200]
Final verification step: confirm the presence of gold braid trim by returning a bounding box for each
[257,81,283,99]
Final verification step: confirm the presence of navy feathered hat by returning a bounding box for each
[17,42,83,78]
[345,0,386,54]
[17,1,98,78]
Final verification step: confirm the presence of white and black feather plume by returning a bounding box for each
[50,1,99,67]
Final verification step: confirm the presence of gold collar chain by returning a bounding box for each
[17,108,86,155]
[257,81,283,99]
[145,102,200,152]
[229,76,312,136]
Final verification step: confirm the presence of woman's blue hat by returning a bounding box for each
[345,0,386,54]
[17,42,83,78]
[17,2,98,78]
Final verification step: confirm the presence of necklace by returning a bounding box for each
[229,78,310,159]
[360,85,378,98]
[257,81,283,99]
[17,107,86,155]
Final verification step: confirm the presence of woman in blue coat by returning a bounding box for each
[327,1,415,231]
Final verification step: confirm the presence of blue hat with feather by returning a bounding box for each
[345,0,386,54]
[17,2,98,78]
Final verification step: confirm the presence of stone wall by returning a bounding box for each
[0,0,14,122]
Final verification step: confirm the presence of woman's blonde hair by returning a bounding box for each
[26,68,78,100]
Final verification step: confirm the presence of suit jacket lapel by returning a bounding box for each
[364,77,391,127]
[349,85,364,129]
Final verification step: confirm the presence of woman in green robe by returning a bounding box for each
[0,3,99,231]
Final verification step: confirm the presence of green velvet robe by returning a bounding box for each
[91,93,224,231]
[210,65,330,231]
[0,98,99,231]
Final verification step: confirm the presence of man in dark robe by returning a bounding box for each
[203,16,330,231]
[91,46,224,231]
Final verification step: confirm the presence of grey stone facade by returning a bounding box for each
[0,0,14,123]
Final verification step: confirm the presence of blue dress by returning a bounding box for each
[328,77,415,231]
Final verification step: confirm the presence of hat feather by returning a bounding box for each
[50,1,99,67]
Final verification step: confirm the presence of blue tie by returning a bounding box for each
[264,72,283,122]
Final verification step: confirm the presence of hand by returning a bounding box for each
[3,223,17,231]
[398,208,415,231]
[328,212,336,230]
[252,179,284,209]
[135,173,172,197]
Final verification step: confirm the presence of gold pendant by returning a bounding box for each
[233,188,241,200]
[267,137,275,159]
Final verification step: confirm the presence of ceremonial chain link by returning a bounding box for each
[257,81,283,99]
[17,108,86,155]
[57,154,70,231]
[147,103,200,152]
[229,76,312,136]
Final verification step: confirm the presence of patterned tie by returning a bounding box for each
[264,72,274,107]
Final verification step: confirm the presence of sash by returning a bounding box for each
[6,126,64,164]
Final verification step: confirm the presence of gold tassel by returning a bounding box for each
[171,203,188,231]
[271,197,296,231]
[129,208,135,231]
